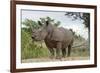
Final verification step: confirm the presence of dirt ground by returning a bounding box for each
[22,56,89,63]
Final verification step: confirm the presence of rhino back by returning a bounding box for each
[59,27,73,41]
[47,27,73,42]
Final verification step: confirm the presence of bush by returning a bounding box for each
[71,48,90,57]
[21,29,49,59]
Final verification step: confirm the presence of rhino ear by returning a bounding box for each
[38,21,42,26]
[46,21,49,26]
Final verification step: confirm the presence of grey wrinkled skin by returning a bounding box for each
[32,21,74,59]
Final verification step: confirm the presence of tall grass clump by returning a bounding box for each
[21,29,49,59]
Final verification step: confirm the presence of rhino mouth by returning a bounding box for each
[32,37,35,39]
[31,37,41,41]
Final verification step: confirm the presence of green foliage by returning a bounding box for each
[65,12,90,29]
[39,16,60,27]
[54,21,61,27]
[71,48,90,57]
[22,19,40,29]
[21,29,50,59]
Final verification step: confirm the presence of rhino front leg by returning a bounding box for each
[48,48,55,59]
[67,45,72,57]
[56,42,62,59]
[62,48,66,58]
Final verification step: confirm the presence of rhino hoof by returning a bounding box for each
[56,56,61,60]
[49,56,55,59]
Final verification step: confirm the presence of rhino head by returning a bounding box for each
[31,21,49,41]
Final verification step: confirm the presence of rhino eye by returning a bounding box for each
[32,31,36,33]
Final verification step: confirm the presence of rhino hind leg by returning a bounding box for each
[62,48,66,58]
[67,45,72,57]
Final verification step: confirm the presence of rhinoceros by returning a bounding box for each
[32,20,74,59]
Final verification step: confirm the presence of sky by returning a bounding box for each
[21,9,88,40]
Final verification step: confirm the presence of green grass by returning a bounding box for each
[21,29,50,59]
[21,42,50,59]
[21,43,90,59]
[71,48,90,57]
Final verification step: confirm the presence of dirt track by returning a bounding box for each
[22,57,89,63]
